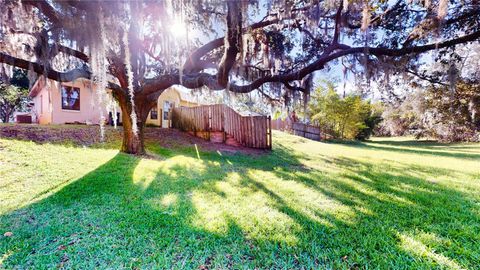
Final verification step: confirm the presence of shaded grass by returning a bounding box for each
[1,131,479,269]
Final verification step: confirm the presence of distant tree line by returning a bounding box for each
[305,76,479,143]
[377,42,480,142]
[378,80,480,142]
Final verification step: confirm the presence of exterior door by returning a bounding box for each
[162,101,173,128]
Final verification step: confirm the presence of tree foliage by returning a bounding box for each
[378,37,480,142]
[309,81,380,139]
[379,80,480,142]
[0,69,29,123]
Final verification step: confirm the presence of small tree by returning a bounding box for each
[309,81,374,139]
[356,102,383,140]
[0,69,29,123]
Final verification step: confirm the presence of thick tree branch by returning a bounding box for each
[217,1,242,87]
[22,0,61,26]
[183,1,327,74]
[365,30,480,57]
[200,30,480,93]
[127,27,480,100]
[183,19,279,73]
[283,82,306,93]
[51,44,89,62]
[141,74,180,96]
[332,2,343,45]
[0,52,90,82]
[0,52,126,97]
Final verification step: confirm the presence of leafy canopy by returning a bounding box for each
[0,69,30,123]
[309,81,379,139]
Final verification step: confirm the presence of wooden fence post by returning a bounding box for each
[268,116,272,150]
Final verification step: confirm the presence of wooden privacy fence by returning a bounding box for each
[292,122,321,141]
[172,104,272,149]
[271,118,292,131]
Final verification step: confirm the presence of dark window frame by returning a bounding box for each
[61,86,81,111]
[150,106,158,119]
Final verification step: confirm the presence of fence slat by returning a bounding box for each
[172,105,271,149]
[291,122,321,141]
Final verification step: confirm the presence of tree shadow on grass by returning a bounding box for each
[366,139,443,147]
[366,139,480,151]
[1,153,246,268]
[350,140,480,160]
[1,141,479,269]
[273,154,480,268]
[0,145,304,269]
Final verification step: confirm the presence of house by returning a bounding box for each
[145,87,201,128]
[29,76,113,125]
[28,76,201,126]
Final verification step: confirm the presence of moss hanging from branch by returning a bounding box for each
[437,0,448,20]
[90,8,109,141]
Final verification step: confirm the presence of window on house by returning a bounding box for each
[150,106,158,119]
[61,86,80,111]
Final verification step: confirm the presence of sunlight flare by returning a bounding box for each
[169,18,187,37]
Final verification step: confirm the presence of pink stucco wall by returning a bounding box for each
[31,78,118,125]
[31,77,52,124]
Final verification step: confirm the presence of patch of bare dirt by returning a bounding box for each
[144,128,267,155]
[0,124,266,155]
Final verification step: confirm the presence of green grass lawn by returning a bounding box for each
[1,131,479,269]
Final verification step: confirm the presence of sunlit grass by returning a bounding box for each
[0,139,117,215]
[1,131,479,269]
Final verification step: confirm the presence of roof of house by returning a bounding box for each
[28,76,46,98]
[239,111,264,117]
[174,87,203,104]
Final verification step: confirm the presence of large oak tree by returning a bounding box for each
[1,0,479,154]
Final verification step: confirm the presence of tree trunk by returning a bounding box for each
[1,113,8,123]
[118,97,150,155]
[121,111,145,155]
[117,94,154,155]
[1,110,12,123]
[0,104,13,123]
